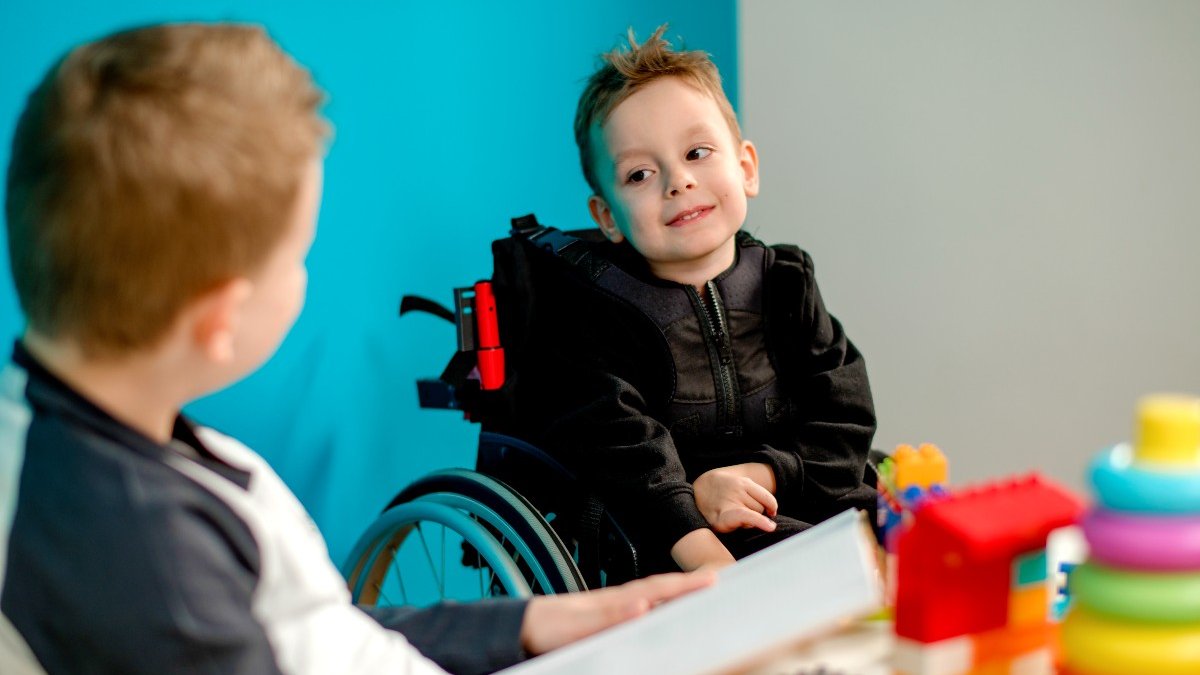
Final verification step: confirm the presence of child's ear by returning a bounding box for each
[740,140,760,198]
[588,194,625,243]
[191,277,254,364]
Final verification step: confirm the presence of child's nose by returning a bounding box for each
[665,169,697,197]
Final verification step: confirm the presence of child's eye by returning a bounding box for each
[626,169,653,184]
[687,147,713,161]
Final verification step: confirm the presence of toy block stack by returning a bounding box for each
[877,443,949,552]
[893,472,1083,675]
[1061,395,1200,675]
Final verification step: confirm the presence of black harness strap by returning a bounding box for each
[510,214,582,256]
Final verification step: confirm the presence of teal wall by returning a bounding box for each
[0,2,737,564]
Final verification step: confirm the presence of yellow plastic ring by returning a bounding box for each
[1061,607,1200,675]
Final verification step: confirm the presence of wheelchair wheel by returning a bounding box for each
[476,432,643,588]
[389,469,585,594]
[343,469,584,607]
[344,497,531,605]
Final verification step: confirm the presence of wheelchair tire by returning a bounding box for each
[343,497,531,605]
[343,469,584,607]
[390,469,585,594]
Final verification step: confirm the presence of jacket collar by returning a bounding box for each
[11,340,251,489]
[603,231,756,289]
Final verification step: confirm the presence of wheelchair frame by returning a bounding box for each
[342,226,643,606]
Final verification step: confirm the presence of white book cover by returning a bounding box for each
[502,509,884,675]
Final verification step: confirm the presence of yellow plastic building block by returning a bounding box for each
[1007,586,1047,628]
[894,443,949,490]
[1134,394,1200,466]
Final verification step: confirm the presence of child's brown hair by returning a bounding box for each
[5,23,327,356]
[573,24,741,197]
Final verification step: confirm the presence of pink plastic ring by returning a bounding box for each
[1083,509,1200,570]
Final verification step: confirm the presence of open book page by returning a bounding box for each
[502,508,884,675]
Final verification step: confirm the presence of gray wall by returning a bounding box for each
[739,1,1200,491]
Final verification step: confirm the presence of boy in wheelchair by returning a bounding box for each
[497,26,877,576]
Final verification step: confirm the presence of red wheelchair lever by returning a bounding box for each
[472,281,505,391]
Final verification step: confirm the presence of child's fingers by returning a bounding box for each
[738,493,765,514]
[753,509,777,532]
[742,481,778,517]
[601,570,716,615]
[735,482,777,517]
[725,507,776,533]
[632,570,718,604]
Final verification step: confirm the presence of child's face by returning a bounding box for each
[587,76,759,281]
[226,159,321,381]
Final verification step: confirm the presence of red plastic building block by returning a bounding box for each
[895,473,1084,643]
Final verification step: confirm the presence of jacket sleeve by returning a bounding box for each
[754,247,877,522]
[523,334,710,557]
[3,485,449,675]
[359,600,528,675]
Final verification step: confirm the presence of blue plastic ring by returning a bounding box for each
[1091,444,1200,514]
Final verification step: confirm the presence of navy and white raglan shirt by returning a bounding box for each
[0,342,527,675]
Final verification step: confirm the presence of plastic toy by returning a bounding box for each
[877,443,948,552]
[892,472,1083,674]
[1070,562,1200,623]
[1062,394,1200,675]
[1081,509,1200,570]
[893,443,949,491]
[1089,444,1200,513]
[1061,608,1200,675]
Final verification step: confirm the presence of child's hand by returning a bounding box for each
[693,465,779,533]
[519,570,717,655]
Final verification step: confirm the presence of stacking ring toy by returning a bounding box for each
[1062,607,1200,675]
[1090,443,1200,513]
[1071,562,1200,623]
[1082,509,1200,570]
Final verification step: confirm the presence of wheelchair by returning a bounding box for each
[342,219,643,608]
[341,215,885,610]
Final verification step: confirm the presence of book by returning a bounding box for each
[502,508,884,675]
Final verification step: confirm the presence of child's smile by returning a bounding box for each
[666,205,714,227]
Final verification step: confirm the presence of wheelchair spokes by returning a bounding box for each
[347,498,532,608]
[343,468,586,608]
[412,522,443,597]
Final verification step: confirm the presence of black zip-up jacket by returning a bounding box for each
[497,230,876,565]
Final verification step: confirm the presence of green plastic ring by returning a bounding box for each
[1073,562,1200,623]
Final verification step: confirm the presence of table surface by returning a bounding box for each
[735,620,895,675]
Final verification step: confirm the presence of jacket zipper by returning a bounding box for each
[691,281,741,436]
